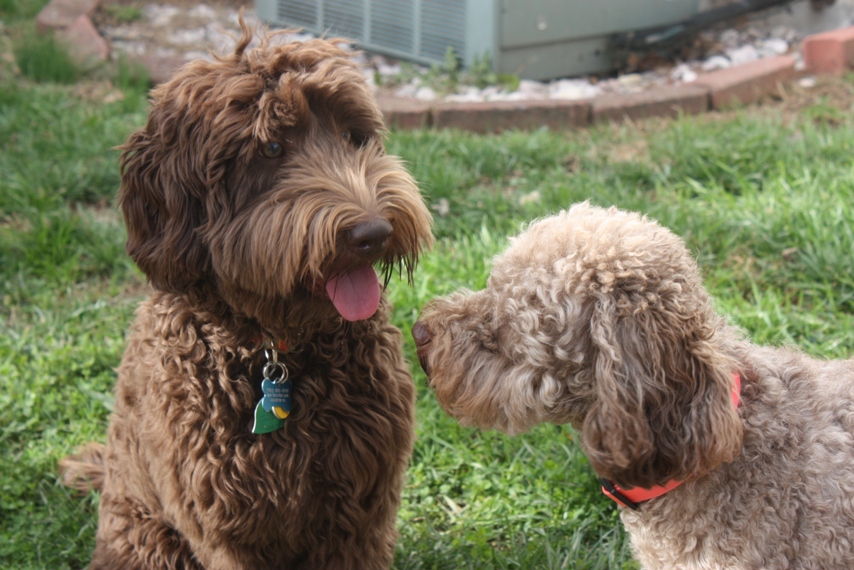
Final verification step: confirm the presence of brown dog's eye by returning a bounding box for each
[260,141,284,159]
[343,130,368,148]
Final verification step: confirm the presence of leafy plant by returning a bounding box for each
[375,47,520,97]
[466,52,520,91]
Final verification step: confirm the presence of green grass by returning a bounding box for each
[14,31,81,83]
[0,0,50,20]
[2,0,80,82]
[102,4,144,23]
[3,67,854,569]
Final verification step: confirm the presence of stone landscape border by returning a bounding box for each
[34,0,854,132]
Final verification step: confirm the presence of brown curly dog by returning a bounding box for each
[60,23,432,570]
[413,202,854,569]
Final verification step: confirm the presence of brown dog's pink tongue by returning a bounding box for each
[325,264,381,322]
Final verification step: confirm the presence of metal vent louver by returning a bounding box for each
[278,0,316,30]
[419,0,465,60]
[371,0,414,54]
[268,0,468,65]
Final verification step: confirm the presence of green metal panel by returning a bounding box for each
[465,0,499,66]
[256,0,278,28]
[501,0,701,48]
[498,35,612,78]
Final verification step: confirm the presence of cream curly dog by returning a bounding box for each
[413,202,854,569]
[60,24,433,570]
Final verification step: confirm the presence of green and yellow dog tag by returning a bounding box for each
[251,344,292,434]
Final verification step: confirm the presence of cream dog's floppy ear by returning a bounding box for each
[581,281,742,490]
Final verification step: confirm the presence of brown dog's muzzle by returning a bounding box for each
[411,320,431,376]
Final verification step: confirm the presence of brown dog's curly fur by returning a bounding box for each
[414,202,854,569]
[60,23,432,570]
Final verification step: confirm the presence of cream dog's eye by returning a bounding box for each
[260,141,284,159]
[342,130,351,143]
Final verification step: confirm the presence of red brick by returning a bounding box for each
[36,0,99,33]
[376,95,432,130]
[692,56,797,109]
[432,99,590,133]
[592,85,710,123]
[802,26,854,75]
[57,15,109,65]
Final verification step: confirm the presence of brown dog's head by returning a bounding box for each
[413,202,742,489]
[119,23,432,328]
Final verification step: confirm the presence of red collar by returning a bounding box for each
[251,335,289,353]
[601,372,742,510]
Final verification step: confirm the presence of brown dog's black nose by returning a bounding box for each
[347,220,392,256]
[412,320,431,375]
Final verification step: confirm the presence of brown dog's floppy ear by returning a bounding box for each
[118,102,212,293]
[581,290,742,490]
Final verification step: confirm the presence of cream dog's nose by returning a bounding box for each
[412,321,429,346]
[412,321,431,375]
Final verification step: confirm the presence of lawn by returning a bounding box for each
[2,11,854,568]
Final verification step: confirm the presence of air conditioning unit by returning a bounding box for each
[256,0,702,80]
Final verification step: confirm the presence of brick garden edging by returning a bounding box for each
[431,99,590,132]
[33,0,854,132]
[381,56,800,131]
[692,55,797,109]
[591,84,709,124]
[802,26,854,75]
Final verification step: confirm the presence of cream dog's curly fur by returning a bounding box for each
[413,202,854,569]
[60,23,433,570]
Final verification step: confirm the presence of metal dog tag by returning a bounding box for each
[252,349,292,434]
[252,401,285,434]
[260,378,292,413]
